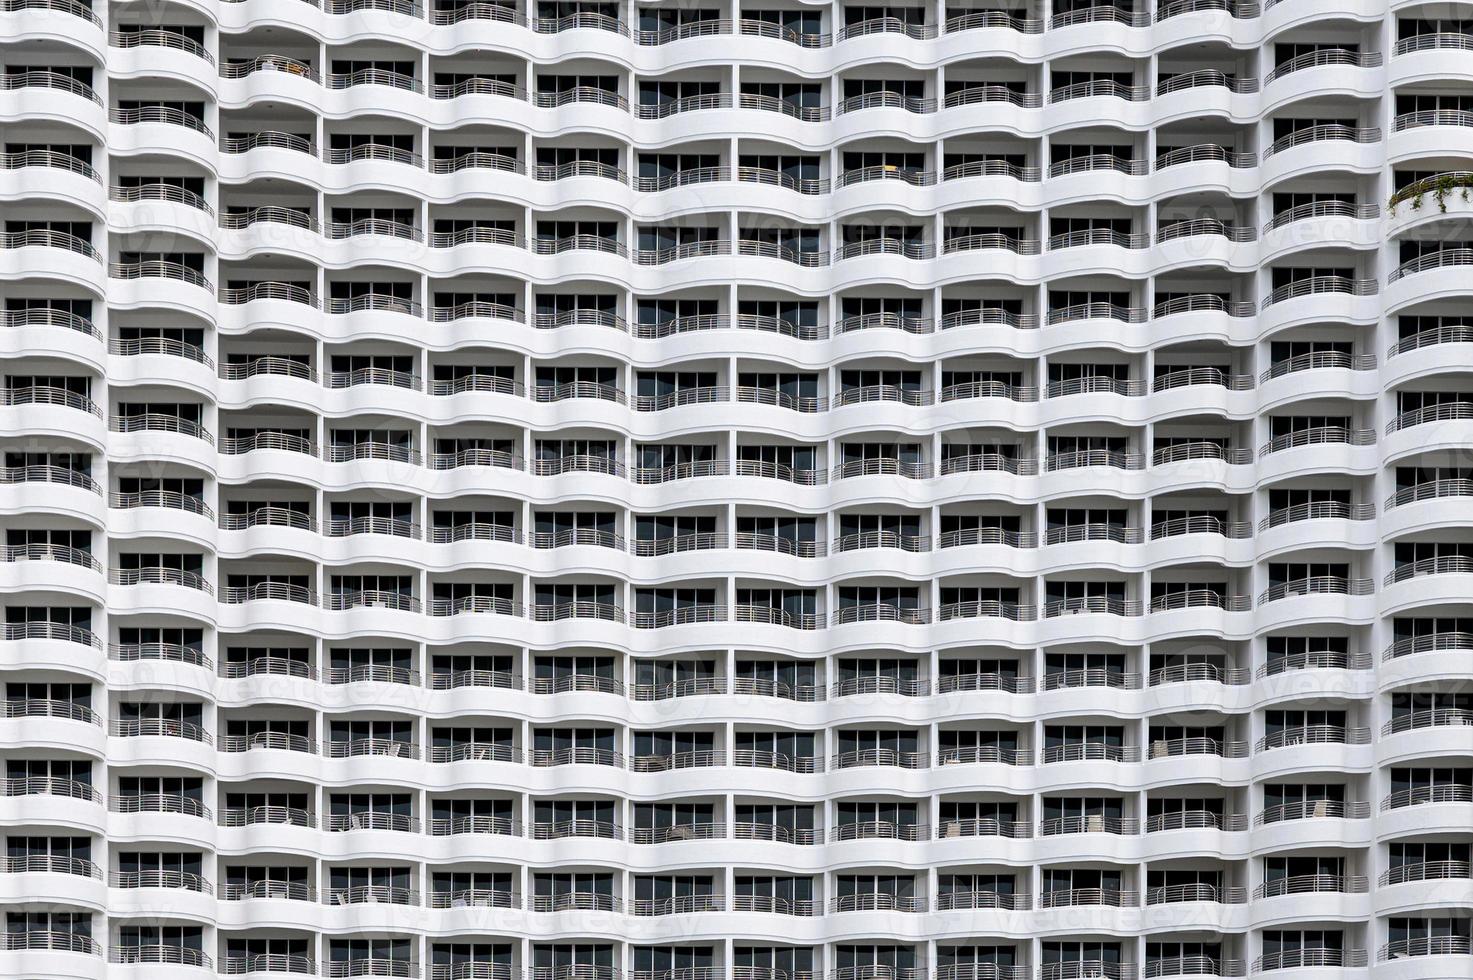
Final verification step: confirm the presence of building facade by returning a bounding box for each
[1,0,1471,975]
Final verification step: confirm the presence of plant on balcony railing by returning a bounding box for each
[1389,171,1473,213]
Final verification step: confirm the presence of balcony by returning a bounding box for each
[220,804,316,828]
[1388,400,1473,433]
[111,868,212,893]
[1255,800,1369,824]
[1,853,100,878]
[1260,276,1377,308]
[629,822,724,844]
[1261,124,1380,161]
[934,889,1029,911]
[2,542,100,573]
[219,731,314,754]
[110,717,211,743]
[109,565,213,595]
[1385,630,1473,660]
[1042,668,1139,690]
[1043,596,1142,617]
[326,884,418,905]
[323,663,419,685]
[1037,887,1137,908]
[323,737,419,759]
[1148,662,1249,686]
[631,893,724,915]
[1145,883,1246,904]
[1038,962,1134,980]
[1147,736,1248,759]
[2,383,102,417]
[732,749,823,773]
[111,180,212,216]
[1383,707,1473,735]
[829,892,925,913]
[831,820,926,841]
[528,746,623,767]
[325,811,418,833]
[224,953,317,975]
[732,821,819,845]
[529,819,621,840]
[1257,575,1373,602]
[1039,815,1137,835]
[1252,873,1368,898]
[1042,742,1140,763]
[111,793,210,819]
[430,815,520,837]
[1144,810,1246,833]
[1379,860,1471,886]
[1379,937,1472,961]
[1142,957,1243,979]
[324,959,417,979]
[936,817,1031,839]
[831,747,927,769]
[630,749,724,771]
[1255,725,1371,751]
[1253,949,1366,972]
[111,946,211,968]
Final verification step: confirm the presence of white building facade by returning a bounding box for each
[0,0,1471,975]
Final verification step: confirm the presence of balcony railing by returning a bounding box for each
[1255,724,1370,751]
[1257,799,1368,823]
[1253,949,1366,972]
[1380,937,1473,960]
[1260,352,1372,383]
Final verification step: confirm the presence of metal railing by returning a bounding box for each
[220,131,315,155]
[1255,724,1371,751]
[1385,630,1473,659]
[1146,883,1246,904]
[219,731,314,753]
[1262,124,1380,159]
[732,822,820,845]
[1156,69,1257,95]
[1145,810,1246,832]
[1259,426,1375,455]
[1042,742,1140,763]
[112,792,210,818]
[1152,294,1254,319]
[111,946,211,967]
[1039,815,1137,835]
[2,543,99,571]
[220,54,317,81]
[1038,887,1137,908]
[1379,859,1471,886]
[1,853,100,877]
[109,565,212,594]
[430,815,520,836]
[219,805,315,827]
[110,717,211,743]
[2,620,100,647]
[110,334,212,365]
[1155,144,1255,170]
[110,104,211,135]
[1383,707,1473,734]
[935,817,1032,839]
[1380,937,1472,960]
[110,868,212,892]
[1253,949,1365,971]
[1043,668,1139,690]
[528,819,621,840]
[1148,662,1249,686]
[1265,47,1380,84]
[1383,784,1472,809]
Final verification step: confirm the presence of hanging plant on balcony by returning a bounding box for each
[1389,173,1473,213]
